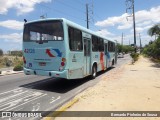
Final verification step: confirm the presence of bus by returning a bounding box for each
[23,18,117,79]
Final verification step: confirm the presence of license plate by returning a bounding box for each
[39,62,46,66]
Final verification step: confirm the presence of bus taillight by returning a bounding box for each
[61,58,66,66]
[60,58,66,70]
[62,58,66,62]
[61,62,65,66]
[23,56,26,64]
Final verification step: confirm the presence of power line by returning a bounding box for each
[28,0,85,22]
[76,0,85,6]
[56,0,85,14]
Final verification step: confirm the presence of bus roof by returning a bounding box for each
[24,18,115,43]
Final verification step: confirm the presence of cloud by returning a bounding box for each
[95,6,160,31]
[95,29,114,37]
[0,0,51,15]
[0,33,22,43]
[95,13,129,27]
[0,20,24,30]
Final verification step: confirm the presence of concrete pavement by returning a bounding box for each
[0,67,23,76]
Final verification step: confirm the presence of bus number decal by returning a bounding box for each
[95,55,98,58]
[24,49,35,53]
[28,63,32,68]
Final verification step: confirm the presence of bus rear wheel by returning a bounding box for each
[91,65,97,79]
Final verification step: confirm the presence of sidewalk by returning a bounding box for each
[0,67,23,76]
[52,56,160,120]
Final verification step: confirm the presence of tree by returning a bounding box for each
[148,24,160,39]
[0,49,3,56]
[117,43,134,54]
[142,37,160,59]
[10,50,23,57]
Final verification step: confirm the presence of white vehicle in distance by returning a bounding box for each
[118,53,124,58]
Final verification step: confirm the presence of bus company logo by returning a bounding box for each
[72,54,77,62]
[1,112,11,118]
[46,49,62,57]
[24,49,35,53]
[46,49,55,57]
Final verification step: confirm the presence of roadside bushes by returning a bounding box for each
[0,71,1,74]
[142,37,160,59]
[13,64,23,71]
[130,53,139,63]
[13,60,23,71]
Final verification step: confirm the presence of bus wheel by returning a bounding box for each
[91,65,97,79]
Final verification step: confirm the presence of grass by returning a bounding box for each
[0,55,23,68]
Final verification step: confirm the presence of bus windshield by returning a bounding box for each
[23,20,64,41]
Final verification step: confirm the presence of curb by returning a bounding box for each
[45,98,79,120]
[0,71,23,76]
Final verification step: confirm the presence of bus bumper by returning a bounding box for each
[23,67,68,78]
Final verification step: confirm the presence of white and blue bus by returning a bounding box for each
[23,18,117,79]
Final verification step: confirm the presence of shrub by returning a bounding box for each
[3,57,13,67]
[0,49,3,56]
[0,71,1,74]
[130,53,139,63]
[13,64,23,71]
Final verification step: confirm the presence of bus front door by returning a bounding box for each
[84,38,91,76]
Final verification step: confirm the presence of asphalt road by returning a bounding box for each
[0,54,131,119]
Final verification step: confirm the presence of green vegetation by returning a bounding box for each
[0,56,23,68]
[8,50,23,57]
[13,64,23,71]
[142,24,160,60]
[0,71,1,74]
[117,44,134,54]
[0,49,3,56]
[13,57,23,71]
[148,24,160,38]
[0,49,23,69]
[130,52,139,63]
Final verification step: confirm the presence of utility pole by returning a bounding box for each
[86,4,89,29]
[86,1,94,29]
[139,33,142,53]
[126,0,137,53]
[121,33,124,45]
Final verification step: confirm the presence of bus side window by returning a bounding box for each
[92,35,98,52]
[68,26,83,51]
[108,41,115,52]
[99,38,104,51]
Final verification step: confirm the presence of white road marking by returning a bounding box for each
[0,88,21,95]
[0,90,35,108]
[8,94,47,111]
[32,103,40,111]
[50,96,61,104]
[0,90,28,103]
[0,91,46,111]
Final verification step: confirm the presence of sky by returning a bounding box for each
[0,0,160,52]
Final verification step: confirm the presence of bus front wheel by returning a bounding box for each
[91,65,97,79]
